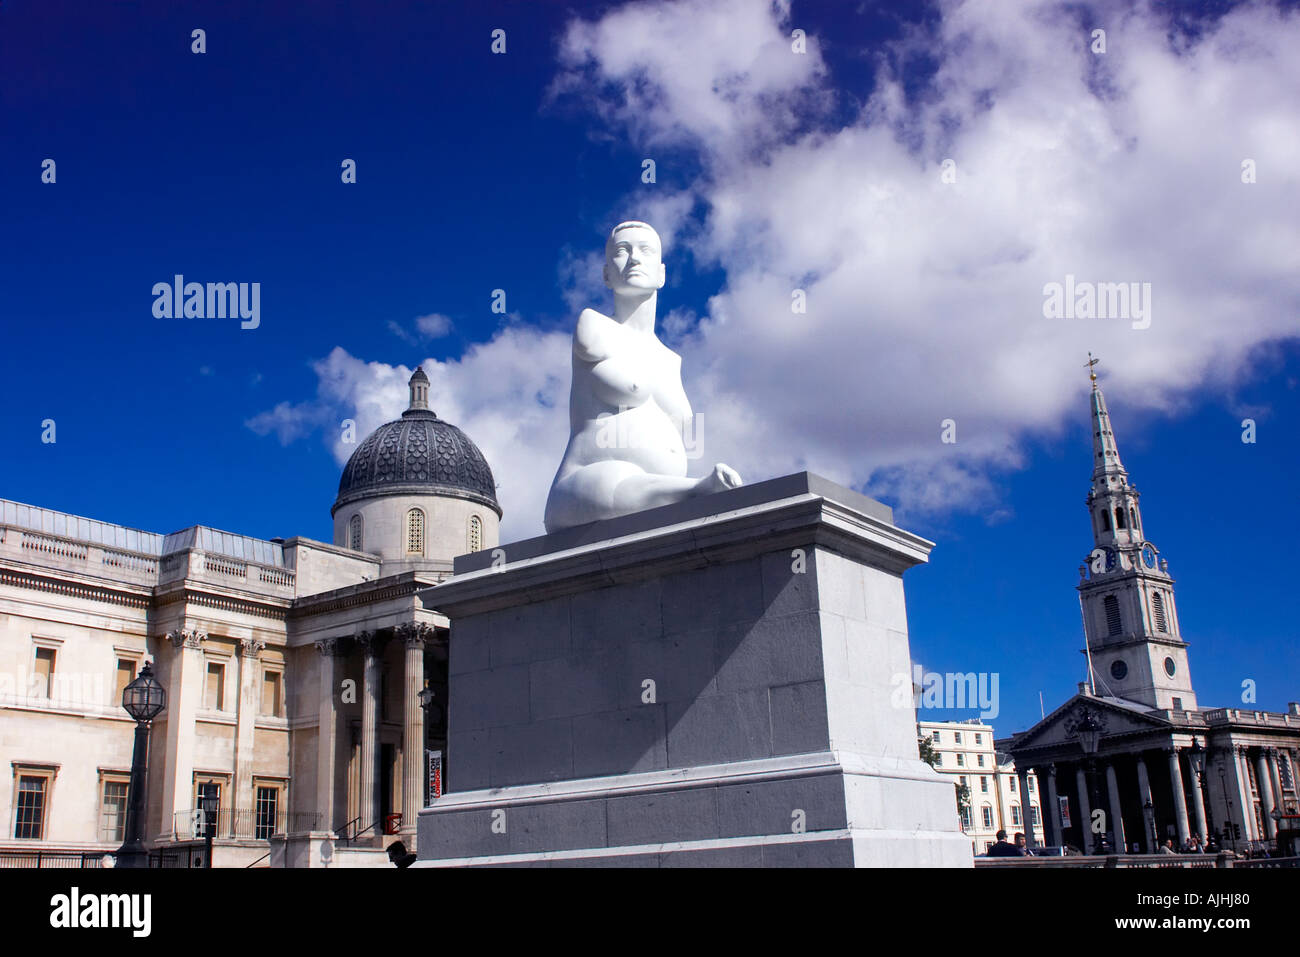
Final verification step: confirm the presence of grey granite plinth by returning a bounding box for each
[415,473,971,867]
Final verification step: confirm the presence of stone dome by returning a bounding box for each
[332,369,501,517]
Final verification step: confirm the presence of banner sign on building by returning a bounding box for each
[427,749,443,804]
[1059,795,1071,829]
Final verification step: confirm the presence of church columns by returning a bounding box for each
[397,623,432,844]
[1044,765,1062,847]
[357,631,380,835]
[1075,766,1093,852]
[1187,757,1208,843]
[314,639,340,832]
[1135,754,1156,852]
[1167,748,1190,847]
[1017,769,1036,846]
[1267,749,1284,822]
[1255,749,1278,839]
[1235,747,1257,842]
[1105,762,1126,852]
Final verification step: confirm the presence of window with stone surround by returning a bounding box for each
[1011,803,1022,826]
[205,662,225,711]
[33,647,55,699]
[98,774,130,842]
[1152,592,1167,632]
[468,514,482,553]
[11,765,57,840]
[115,658,137,703]
[348,514,363,551]
[406,508,425,556]
[261,668,283,717]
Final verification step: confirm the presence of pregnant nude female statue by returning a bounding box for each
[543,221,742,532]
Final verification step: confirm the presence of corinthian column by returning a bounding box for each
[1255,749,1277,839]
[357,631,380,838]
[1075,766,1092,852]
[397,623,433,843]
[1044,765,1062,847]
[314,638,340,832]
[1105,762,1126,852]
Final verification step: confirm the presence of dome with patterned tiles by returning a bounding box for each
[332,366,500,516]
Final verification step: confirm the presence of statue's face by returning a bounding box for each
[604,226,665,294]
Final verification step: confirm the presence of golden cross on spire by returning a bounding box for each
[1086,352,1100,386]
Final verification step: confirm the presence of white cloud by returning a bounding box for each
[254,0,1300,539]
[415,313,453,338]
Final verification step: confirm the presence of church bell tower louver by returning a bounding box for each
[1077,356,1196,711]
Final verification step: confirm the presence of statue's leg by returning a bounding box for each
[545,461,699,530]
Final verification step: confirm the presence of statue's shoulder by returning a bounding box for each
[574,308,614,360]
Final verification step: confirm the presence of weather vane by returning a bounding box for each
[1086,352,1100,386]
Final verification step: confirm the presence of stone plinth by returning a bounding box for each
[415,473,971,867]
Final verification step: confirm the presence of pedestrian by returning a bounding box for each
[986,829,1024,857]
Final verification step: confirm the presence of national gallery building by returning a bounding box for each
[0,368,500,866]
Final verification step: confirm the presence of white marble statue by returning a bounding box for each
[544,221,742,532]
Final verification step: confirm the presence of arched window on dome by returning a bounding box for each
[1099,509,1111,532]
[1114,507,1127,530]
[348,514,363,551]
[406,508,425,556]
[468,514,482,553]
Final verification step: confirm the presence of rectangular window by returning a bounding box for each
[954,732,963,744]
[1031,806,1040,827]
[255,786,279,840]
[206,663,225,711]
[977,754,985,767]
[981,806,994,828]
[261,670,282,717]
[980,776,989,793]
[115,659,137,702]
[33,648,55,698]
[15,776,47,839]
[931,730,940,742]
[1029,777,1036,793]
[975,734,982,745]
[1172,697,1183,711]
[957,754,965,767]
[100,779,129,842]
[935,753,942,766]
[1012,805,1022,826]
[1010,776,1017,793]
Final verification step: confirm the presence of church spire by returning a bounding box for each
[1088,354,1126,484]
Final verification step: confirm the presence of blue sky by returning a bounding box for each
[2,0,1297,735]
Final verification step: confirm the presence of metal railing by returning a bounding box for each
[172,808,322,842]
[976,851,1240,868]
[0,850,179,868]
[335,816,380,846]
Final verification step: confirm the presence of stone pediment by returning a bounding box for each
[1007,695,1171,754]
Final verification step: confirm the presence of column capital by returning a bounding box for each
[355,630,379,657]
[396,622,436,649]
[238,637,266,658]
[314,637,342,657]
[1045,763,1057,778]
[165,629,206,650]
[1163,746,1181,756]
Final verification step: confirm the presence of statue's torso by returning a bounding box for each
[561,311,692,477]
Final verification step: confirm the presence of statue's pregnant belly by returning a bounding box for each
[568,399,688,477]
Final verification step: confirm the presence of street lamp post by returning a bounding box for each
[115,661,166,868]
[1216,759,1236,852]
[1188,738,1212,847]
[1074,709,1104,854]
[199,791,218,868]
[417,683,438,806]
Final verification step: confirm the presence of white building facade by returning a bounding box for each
[921,718,1045,854]
[0,368,501,866]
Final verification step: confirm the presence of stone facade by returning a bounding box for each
[0,368,497,865]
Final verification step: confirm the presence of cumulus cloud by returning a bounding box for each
[252,0,1300,538]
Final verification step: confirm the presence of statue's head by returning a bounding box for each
[604,221,665,295]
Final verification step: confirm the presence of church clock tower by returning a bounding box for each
[1077,357,1196,711]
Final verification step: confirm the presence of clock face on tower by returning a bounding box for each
[1142,545,1157,569]
[1105,547,1118,572]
